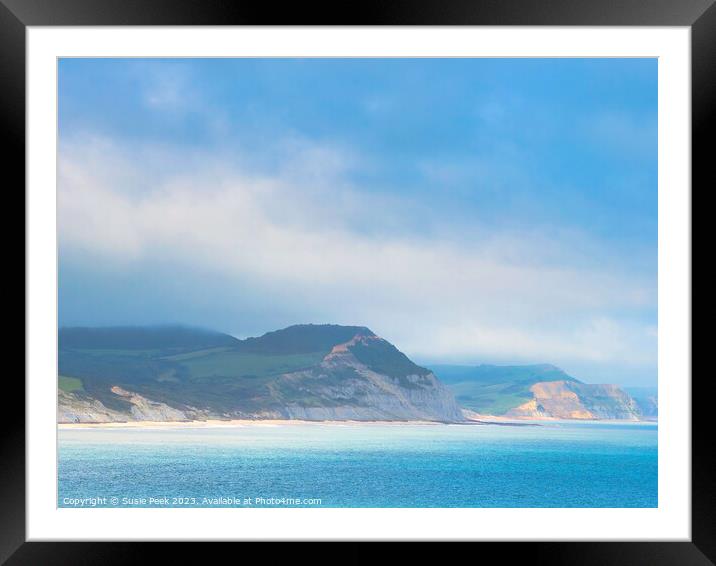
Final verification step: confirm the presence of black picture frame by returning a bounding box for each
[5,0,708,563]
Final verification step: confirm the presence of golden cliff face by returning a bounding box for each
[505,380,641,420]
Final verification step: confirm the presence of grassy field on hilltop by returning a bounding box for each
[173,350,327,380]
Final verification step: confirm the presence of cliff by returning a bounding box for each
[505,380,642,420]
[275,335,463,421]
[435,364,654,421]
[58,324,464,423]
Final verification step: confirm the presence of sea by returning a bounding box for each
[58,420,657,508]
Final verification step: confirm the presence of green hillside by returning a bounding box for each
[58,324,389,414]
[430,364,580,415]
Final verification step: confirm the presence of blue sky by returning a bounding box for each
[58,58,657,386]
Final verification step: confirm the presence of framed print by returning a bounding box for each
[6,0,710,563]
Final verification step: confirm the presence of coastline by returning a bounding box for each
[57,416,655,430]
[57,419,460,430]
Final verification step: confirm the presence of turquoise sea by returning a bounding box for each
[58,421,657,508]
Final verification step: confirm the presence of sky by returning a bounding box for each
[58,58,658,386]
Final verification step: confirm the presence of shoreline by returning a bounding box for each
[57,417,656,430]
[58,419,474,430]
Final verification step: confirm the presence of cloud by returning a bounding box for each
[58,136,656,370]
[407,317,656,367]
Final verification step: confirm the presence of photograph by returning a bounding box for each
[56,57,659,510]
